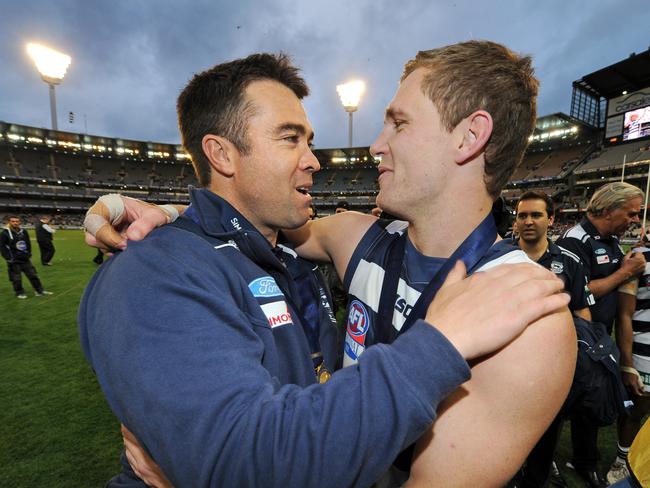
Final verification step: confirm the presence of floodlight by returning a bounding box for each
[336,80,365,147]
[26,43,72,130]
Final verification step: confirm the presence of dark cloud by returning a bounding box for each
[1,0,648,147]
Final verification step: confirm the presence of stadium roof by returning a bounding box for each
[574,47,650,99]
[534,112,594,132]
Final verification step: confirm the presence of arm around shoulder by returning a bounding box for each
[287,211,377,278]
[407,308,576,488]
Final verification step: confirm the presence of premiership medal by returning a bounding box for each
[316,362,331,383]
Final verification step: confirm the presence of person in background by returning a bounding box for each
[511,190,594,487]
[35,216,56,265]
[1,216,52,298]
[557,182,646,487]
[606,242,650,484]
[335,200,349,213]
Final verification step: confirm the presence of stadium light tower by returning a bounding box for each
[336,80,365,148]
[26,43,71,131]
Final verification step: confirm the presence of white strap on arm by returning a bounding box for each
[158,205,180,223]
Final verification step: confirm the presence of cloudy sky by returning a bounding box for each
[1,0,648,149]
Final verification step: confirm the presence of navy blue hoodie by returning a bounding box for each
[78,188,470,487]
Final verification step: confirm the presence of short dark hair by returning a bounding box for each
[177,53,309,187]
[335,201,349,210]
[516,191,554,218]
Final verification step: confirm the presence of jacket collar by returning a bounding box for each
[580,216,618,242]
[184,187,288,273]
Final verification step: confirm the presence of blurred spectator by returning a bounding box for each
[35,216,56,265]
[335,201,349,214]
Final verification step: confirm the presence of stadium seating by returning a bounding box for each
[576,140,650,173]
[1,115,647,224]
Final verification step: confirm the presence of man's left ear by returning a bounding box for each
[454,110,493,165]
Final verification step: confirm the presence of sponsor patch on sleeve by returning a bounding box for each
[260,301,293,328]
[596,255,610,265]
[248,276,283,298]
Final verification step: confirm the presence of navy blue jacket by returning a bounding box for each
[556,217,624,331]
[78,188,470,488]
[1,227,32,262]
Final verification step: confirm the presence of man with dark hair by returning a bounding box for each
[177,53,309,188]
[79,52,564,487]
[512,190,594,487]
[335,200,349,213]
[557,181,646,487]
[1,216,52,298]
[514,190,593,319]
[34,216,56,265]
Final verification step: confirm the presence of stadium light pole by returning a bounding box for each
[26,43,71,131]
[336,80,365,148]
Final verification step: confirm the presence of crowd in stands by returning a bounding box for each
[3,123,650,229]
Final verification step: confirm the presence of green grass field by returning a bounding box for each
[0,229,620,487]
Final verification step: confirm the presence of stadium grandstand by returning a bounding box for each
[2,47,650,235]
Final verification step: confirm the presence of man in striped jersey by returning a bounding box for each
[289,41,575,487]
[606,248,650,484]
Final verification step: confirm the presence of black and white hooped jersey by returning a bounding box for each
[620,246,650,389]
[342,220,533,366]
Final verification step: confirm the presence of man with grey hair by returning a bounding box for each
[556,181,646,487]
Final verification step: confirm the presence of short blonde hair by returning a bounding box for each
[402,40,539,199]
[587,182,644,216]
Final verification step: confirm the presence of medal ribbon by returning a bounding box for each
[377,212,498,342]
